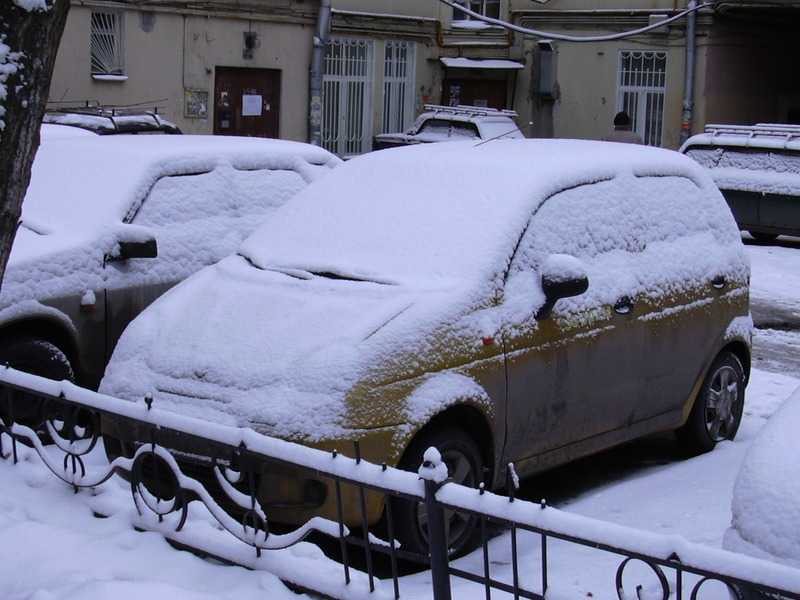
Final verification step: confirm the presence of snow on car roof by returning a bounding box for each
[40,123,98,141]
[22,135,337,233]
[241,139,710,288]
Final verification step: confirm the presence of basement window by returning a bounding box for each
[90,11,126,79]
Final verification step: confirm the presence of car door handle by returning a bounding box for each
[712,275,727,290]
[614,296,634,315]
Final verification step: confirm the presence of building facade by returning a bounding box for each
[48,0,800,154]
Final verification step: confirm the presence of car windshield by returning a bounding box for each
[238,142,541,288]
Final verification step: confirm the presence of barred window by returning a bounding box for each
[322,38,375,157]
[90,12,125,76]
[617,51,667,146]
[382,41,416,134]
[453,0,501,20]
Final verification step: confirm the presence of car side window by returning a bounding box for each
[132,166,307,228]
[418,119,479,140]
[510,175,719,305]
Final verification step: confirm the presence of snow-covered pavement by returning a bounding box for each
[1,237,799,599]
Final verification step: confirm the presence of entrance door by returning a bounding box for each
[214,67,281,138]
[442,77,508,109]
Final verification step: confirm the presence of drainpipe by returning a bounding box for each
[680,0,697,145]
[309,0,332,146]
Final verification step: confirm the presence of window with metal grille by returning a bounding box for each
[322,38,375,157]
[453,0,501,20]
[617,51,667,146]
[90,12,125,76]
[382,41,416,134]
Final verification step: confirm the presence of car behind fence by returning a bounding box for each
[1,366,799,600]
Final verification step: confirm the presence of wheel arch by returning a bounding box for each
[402,401,496,487]
[722,339,751,383]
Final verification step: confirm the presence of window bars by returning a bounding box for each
[382,42,416,135]
[90,12,125,76]
[452,0,501,20]
[322,38,375,157]
[617,50,667,147]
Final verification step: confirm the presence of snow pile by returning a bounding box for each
[418,447,449,483]
[728,384,800,566]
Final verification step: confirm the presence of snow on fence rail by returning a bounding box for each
[1,366,799,600]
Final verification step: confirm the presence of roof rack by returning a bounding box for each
[423,104,518,118]
[43,100,180,135]
[704,123,800,143]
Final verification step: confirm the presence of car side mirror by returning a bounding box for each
[108,238,158,262]
[536,254,589,320]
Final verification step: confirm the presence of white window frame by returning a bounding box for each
[90,11,126,77]
[322,37,375,157]
[381,41,417,134]
[453,0,501,20]
[616,50,668,147]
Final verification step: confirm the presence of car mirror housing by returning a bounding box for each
[536,254,589,320]
[108,238,158,262]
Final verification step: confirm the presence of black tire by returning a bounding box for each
[0,336,74,424]
[749,231,779,243]
[391,427,484,558]
[677,351,745,455]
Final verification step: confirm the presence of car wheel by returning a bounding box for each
[391,427,484,558]
[0,336,74,425]
[678,351,745,455]
[749,231,779,243]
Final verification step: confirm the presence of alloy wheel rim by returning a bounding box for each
[705,365,740,442]
[415,448,477,552]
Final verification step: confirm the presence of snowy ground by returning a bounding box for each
[1,236,799,600]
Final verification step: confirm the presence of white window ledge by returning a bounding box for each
[92,74,128,82]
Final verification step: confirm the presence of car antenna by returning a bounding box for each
[473,123,530,148]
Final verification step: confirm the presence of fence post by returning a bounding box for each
[420,448,452,600]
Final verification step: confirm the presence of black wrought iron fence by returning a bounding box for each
[1,366,799,600]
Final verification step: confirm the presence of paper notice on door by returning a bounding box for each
[242,94,262,116]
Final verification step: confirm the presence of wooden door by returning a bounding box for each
[214,67,281,138]
[442,78,508,110]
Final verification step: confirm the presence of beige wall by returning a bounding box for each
[51,3,315,140]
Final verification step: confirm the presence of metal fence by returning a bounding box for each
[1,367,799,600]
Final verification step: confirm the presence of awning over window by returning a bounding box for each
[440,57,525,70]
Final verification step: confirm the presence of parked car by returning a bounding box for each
[724,384,800,599]
[101,139,751,557]
[682,124,800,242]
[0,135,338,402]
[373,104,523,150]
[43,106,181,135]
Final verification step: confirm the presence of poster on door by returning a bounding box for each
[242,94,263,117]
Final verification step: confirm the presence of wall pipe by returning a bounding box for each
[308,0,331,146]
[681,0,698,144]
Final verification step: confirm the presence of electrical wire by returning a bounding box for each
[439,0,719,42]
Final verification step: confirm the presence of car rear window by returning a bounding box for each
[686,147,800,175]
[418,119,480,140]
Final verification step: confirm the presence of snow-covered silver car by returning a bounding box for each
[0,135,338,396]
[101,139,750,556]
[682,124,800,243]
[373,104,523,150]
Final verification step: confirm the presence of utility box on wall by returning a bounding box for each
[536,41,557,100]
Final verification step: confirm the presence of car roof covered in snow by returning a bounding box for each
[681,124,800,153]
[40,123,98,141]
[21,134,339,234]
[241,138,712,287]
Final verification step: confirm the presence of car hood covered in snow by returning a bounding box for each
[99,255,468,441]
[726,384,800,567]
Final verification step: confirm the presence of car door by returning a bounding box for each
[104,164,309,360]
[627,175,741,423]
[503,177,650,469]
